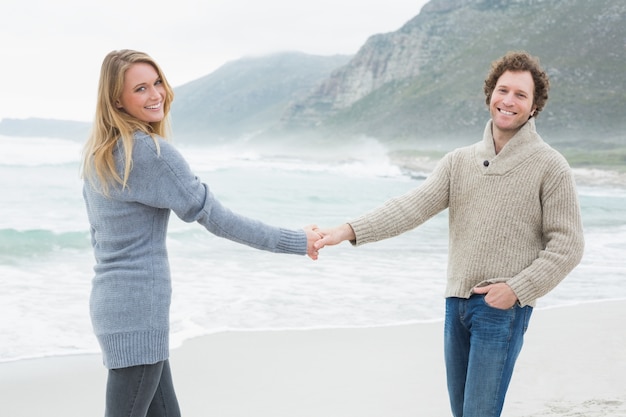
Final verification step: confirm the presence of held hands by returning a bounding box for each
[313,224,355,250]
[303,223,356,260]
[303,225,323,260]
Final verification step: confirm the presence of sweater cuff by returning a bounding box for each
[276,228,307,255]
[506,277,537,307]
[348,217,375,246]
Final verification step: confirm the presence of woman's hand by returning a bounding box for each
[303,225,323,260]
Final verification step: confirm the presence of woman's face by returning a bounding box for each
[116,62,166,123]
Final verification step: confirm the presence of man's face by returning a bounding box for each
[489,70,537,138]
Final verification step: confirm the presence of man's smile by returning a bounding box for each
[498,108,516,116]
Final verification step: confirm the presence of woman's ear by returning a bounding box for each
[115,100,123,109]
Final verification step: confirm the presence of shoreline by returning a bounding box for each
[2,297,622,366]
[1,299,624,417]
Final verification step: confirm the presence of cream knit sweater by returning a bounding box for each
[349,119,584,307]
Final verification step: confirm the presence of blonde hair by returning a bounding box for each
[82,49,175,195]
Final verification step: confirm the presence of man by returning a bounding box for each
[314,51,584,417]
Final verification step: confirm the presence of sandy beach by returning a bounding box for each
[1,300,624,417]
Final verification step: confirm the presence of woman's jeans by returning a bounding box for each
[105,359,181,417]
[444,295,533,417]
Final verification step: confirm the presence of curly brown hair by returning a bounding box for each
[484,51,550,118]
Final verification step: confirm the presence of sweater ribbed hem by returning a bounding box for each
[445,279,538,307]
[97,330,169,369]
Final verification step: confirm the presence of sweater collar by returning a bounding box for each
[477,118,545,174]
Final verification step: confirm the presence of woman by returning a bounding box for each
[82,49,320,417]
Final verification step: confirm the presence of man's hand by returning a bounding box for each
[473,283,518,309]
[313,224,356,250]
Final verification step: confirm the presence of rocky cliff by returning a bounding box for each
[278,0,626,148]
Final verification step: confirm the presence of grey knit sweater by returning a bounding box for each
[83,132,307,369]
[349,119,584,307]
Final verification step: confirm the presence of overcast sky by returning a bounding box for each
[0,0,428,122]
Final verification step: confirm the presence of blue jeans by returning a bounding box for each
[105,359,181,417]
[444,295,532,417]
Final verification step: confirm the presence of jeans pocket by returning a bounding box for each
[480,294,515,311]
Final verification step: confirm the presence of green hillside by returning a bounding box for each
[287,0,625,150]
[3,0,624,169]
[170,52,351,141]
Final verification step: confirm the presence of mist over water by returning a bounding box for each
[1,135,625,363]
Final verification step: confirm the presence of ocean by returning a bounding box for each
[1,134,625,364]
